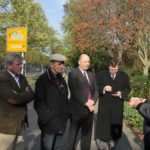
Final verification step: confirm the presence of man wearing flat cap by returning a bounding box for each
[34,53,69,150]
[50,53,67,62]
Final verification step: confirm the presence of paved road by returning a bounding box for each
[24,102,144,150]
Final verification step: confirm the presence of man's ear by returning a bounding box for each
[78,60,80,66]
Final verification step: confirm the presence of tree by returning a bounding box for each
[110,0,150,76]
[62,0,150,75]
[62,0,109,70]
[0,0,64,67]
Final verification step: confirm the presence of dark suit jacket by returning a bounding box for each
[68,67,98,115]
[0,71,34,134]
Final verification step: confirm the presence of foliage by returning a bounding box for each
[0,0,64,65]
[90,47,109,72]
[110,0,150,76]
[63,0,109,50]
[66,49,81,67]
[124,101,143,130]
[62,0,150,75]
[66,47,108,72]
[27,75,38,84]
[129,75,150,99]
[10,0,55,52]
[26,51,48,66]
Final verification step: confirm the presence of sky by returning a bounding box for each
[35,0,68,36]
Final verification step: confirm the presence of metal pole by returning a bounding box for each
[21,52,26,75]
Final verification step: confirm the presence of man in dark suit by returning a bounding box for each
[95,58,130,150]
[68,54,98,150]
[0,53,34,150]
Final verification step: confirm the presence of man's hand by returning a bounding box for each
[104,85,112,92]
[85,99,95,112]
[129,97,146,109]
[112,91,121,98]
[8,98,17,105]
[85,99,94,107]
[88,105,95,112]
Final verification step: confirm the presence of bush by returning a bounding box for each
[124,75,149,132]
[124,101,143,130]
[129,75,150,99]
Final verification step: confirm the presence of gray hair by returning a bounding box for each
[5,53,23,69]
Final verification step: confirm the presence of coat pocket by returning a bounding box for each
[37,108,54,126]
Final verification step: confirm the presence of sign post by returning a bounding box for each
[6,27,28,75]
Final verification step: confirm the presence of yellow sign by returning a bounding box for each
[7,43,27,52]
[7,27,27,52]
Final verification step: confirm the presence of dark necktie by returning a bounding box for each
[83,72,90,85]
[83,72,92,99]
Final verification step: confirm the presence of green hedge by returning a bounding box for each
[129,75,150,99]
[123,75,150,131]
[124,101,143,130]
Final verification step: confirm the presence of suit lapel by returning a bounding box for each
[114,71,120,82]
[5,71,22,90]
[76,68,93,88]
[87,71,92,86]
[77,68,84,80]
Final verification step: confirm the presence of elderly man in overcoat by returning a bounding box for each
[34,54,69,150]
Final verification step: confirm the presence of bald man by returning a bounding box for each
[67,54,98,150]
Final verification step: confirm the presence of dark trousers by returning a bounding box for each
[144,132,150,150]
[40,122,69,150]
[67,113,93,150]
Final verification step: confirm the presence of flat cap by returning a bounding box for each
[50,54,67,62]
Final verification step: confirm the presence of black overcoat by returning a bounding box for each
[95,69,130,141]
[34,69,68,134]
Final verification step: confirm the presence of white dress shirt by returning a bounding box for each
[8,71,20,87]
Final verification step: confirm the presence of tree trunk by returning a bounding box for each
[41,62,44,74]
[143,64,149,76]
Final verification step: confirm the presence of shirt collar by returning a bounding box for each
[79,67,87,74]
[7,71,20,79]
[8,71,16,77]
[111,74,116,78]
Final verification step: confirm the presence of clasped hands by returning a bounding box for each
[104,85,121,97]
[85,99,95,112]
